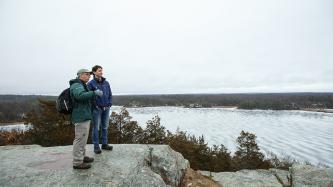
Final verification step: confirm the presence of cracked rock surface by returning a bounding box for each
[0,144,189,187]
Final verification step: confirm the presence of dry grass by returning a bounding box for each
[181,168,222,187]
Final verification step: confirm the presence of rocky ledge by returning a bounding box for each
[201,165,333,187]
[0,144,190,187]
[1,144,332,187]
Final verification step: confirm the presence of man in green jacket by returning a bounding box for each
[70,68,103,169]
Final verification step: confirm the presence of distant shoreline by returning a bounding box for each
[0,122,25,126]
[124,105,333,114]
[1,106,332,126]
[125,105,238,109]
[299,108,333,113]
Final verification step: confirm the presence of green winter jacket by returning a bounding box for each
[69,78,95,124]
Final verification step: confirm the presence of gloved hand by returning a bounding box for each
[94,89,103,97]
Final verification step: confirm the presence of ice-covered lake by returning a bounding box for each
[0,124,32,132]
[113,106,333,167]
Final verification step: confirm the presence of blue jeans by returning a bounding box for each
[92,107,110,149]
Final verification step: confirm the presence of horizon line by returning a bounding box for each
[1,91,333,97]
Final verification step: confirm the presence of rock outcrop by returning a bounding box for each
[290,165,333,187]
[1,144,332,187]
[0,144,189,187]
[201,165,333,187]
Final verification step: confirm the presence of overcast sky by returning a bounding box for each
[0,0,332,95]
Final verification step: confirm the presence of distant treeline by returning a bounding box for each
[0,95,56,123]
[1,93,333,123]
[114,92,333,109]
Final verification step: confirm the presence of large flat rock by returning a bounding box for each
[0,144,189,187]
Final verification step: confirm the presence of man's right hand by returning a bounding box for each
[94,89,103,97]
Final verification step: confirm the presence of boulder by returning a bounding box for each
[290,164,333,187]
[0,144,189,187]
[145,145,190,186]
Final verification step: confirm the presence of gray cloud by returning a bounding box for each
[0,0,332,95]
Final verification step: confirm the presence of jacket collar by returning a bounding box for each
[94,76,106,83]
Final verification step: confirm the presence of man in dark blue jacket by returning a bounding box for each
[88,65,113,154]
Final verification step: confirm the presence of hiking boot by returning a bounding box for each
[102,144,113,151]
[83,156,94,163]
[73,163,91,169]
[94,147,102,154]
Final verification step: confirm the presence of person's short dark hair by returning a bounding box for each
[92,65,103,72]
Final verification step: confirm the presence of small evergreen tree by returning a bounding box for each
[233,130,270,170]
[121,121,144,143]
[210,144,232,171]
[109,107,138,144]
[142,115,166,144]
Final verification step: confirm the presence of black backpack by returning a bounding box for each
[56,88,73,115]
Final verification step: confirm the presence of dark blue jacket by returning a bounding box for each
[87,76,112,107]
